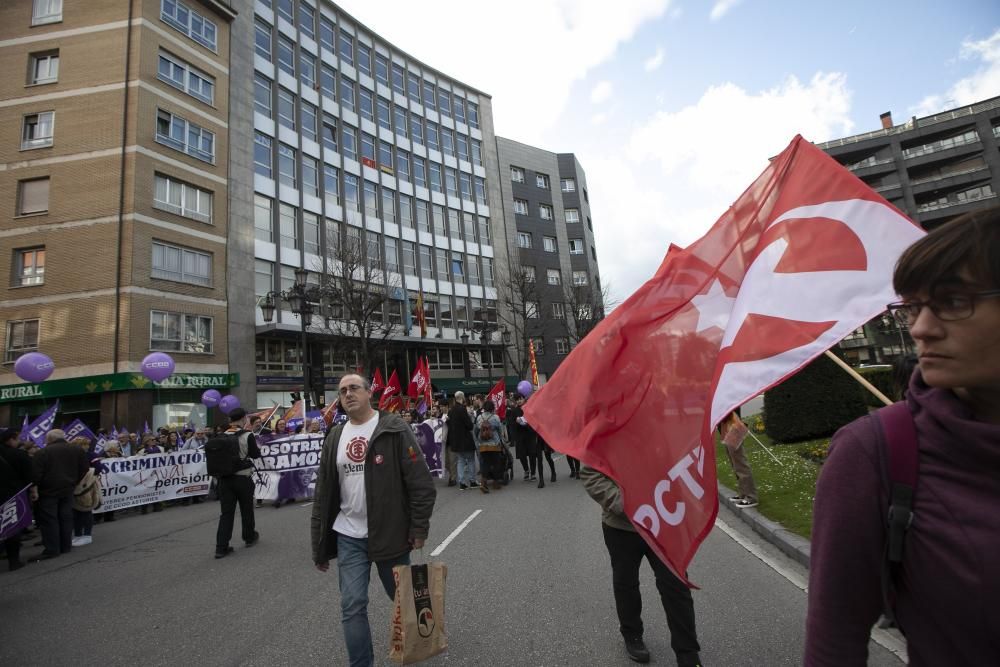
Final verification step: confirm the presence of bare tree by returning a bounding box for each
[563,280,616,345]
[494,259,544,378]
[309,229,402,375]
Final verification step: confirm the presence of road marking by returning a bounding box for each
[430,510,482,557]
[715,517,907,663]
[299,502,313,508]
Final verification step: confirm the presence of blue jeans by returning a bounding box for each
[337,533,410,667]
[456,451,477,485]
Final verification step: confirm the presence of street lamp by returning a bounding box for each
[468,309,502,384]
[459,331,471,379]
[260,268,321,421]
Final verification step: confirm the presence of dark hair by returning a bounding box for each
[249,415,262,425]
[228,408,247,422]
[894,207,1000,296]
[892,354,919,400]
[484,400,495,412]
[0,428,18,444]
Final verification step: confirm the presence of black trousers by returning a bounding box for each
[216,475,256,549]
[73,510,93,537]
[567,456,581,475]
[530,446,556,477]
[3,531,22,565]
[37,495,74,554]
[601,524,700,661]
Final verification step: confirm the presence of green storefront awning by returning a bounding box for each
[432,376,520,394]
[0,372,239,404]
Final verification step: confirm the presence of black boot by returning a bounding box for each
[624,637,650,663]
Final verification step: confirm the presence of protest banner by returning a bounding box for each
[64,418,97,443]
[0,485,33,541]
[253,434,325,501]
[411,423,442,478]
[95,451,211,512]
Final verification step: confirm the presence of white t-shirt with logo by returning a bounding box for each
[332,412,379,538]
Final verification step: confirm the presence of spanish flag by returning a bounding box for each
[414,290,428,338]
[528,339,540,386]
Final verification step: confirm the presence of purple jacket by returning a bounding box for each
[805,370,1000,665]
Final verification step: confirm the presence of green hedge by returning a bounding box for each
[857,366,896,407]
[763,352,869,443]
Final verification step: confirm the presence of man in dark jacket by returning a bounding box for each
[32,429,90,560]
[446,391,478,490]
[214,408,262,559]
[311,374,436,667]
[1,428,33,570]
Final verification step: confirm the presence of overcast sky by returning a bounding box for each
[338,0,1000,303]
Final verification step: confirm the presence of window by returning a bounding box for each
[408,72,421,101]
[423,81,436,110]
[435,247,448,279]
[254,194,272,242]
[32,0,62,25]
[441,128,454,156]
[277,88,296,130]
[375,53,389,86]
[419,245,433,278]
[325,218,340,255]
[393,105,408,137]
[319,16,335,52]
[483,257,494,287]
[278,143,296,188]
[569,238,584,254]
[392,63,405,95]
[412,156,427,189]
[361,132,375,163]
[426,122,439,152]
[439,296,453,328]
[161,0,217,51]
[397,149,410,182]
[587,216,593,231]
[539,204,554,220]
[276,0,293,24]
[381,188,395,223]
[5,320,39,362]
[339,75,355,112]
[543,236,557,252]
[377,98,391,131]
[21,112,54,149]
[415,200,430,233]
[338,29,353,65]
[320,64,336,98]
[523,266,536,282]
[254,74,272,117]
[17,178,49,216]
[29,51,59,85]
[158,51,214,104]
[299,2,315,40]
[156,109,214,162]
[467,101,479,128]
[530,337,545,356]
[341,124,357,161]
[303,212,320,254]
[363,180,378,218]
[301,156,319,197]
[565,208,580,224]
[552,302,565,319]
[384,237,399,273]
[511,166,525,183]
[432,204,446,236]
[517,232,532,248]
[366,232,381,270]
[152,241,211,286]
[324,164,340,206]
[592,246,597,260]
[547,269,561,285]
[454,96,466,124]
[279,203,298,248]
[456,134,469,162]
[445,167,458,197]
[343,173,360,211]
[437,88,452,116]
[300,52,316,89]
[398,193,413,228]
[150,310,213,353]
[277,36,295,76]
[478,216,491,245]
[429,163,442,193]
[573,270,589,286]
[154,173,212,223]
[378,140,393,172]
[466,254,480,285]
[536,173,550,189]
[513,199,528,215]
[255,259,273,300]
[555,337,570,355]
[301,102,318,142]
[359,88,374,121]
[561,178,576,193]
[462,212,476,242]
[253,132,272,178]
[254,18,272,59]
[14,248,45,286]
[471,139,482,167]
[525,301,539,319]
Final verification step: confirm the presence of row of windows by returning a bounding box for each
[161,0,218,52]
[510,166,577,193]
[523,267,591,287]
[513,199,583,223]
[30,0,62,26]
[256,340,504,374]
[517,232,590,256]
[156,109,215,163]
[256,3,480,129]
[527,336,572,357]
[4,310,214,363]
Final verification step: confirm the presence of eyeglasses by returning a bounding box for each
[886,289,1000,326]
[338,384,367,396]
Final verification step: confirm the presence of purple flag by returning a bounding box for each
[143,421,151,435]
[25,400,60,447]
[64,418,97,443]
[17,414,29,441]
[0,485,34,541]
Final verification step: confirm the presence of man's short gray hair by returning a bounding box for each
[454,391,465,403]
[45,429,66,444]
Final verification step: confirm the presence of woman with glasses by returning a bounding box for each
[805,207,1000,665]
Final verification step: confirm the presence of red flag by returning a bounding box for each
[487,378,507,420]
[422,356,433,407]
[407,356,429,399]
[415,291,428,338]
[370,368,385,396]
[523,135,924,582]
[280,400,303,423]
[320,400,339,427]
[528,339,540,386]
[378,370,401,410]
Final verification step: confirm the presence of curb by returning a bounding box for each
[718,481,811,569]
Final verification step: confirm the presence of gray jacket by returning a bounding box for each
[579,466,634,532]
[311,411,436,564]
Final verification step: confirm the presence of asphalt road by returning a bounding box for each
[1,466,903,666]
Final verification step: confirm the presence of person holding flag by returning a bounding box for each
[1,428,34,571]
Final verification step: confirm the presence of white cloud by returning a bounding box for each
[335,0,671,144]
[709,0,742,21]
[911,29,1000,116]
[644,47,665,72]
[589,73,854,298]
[591,111,609,125]
[590,80,614,104]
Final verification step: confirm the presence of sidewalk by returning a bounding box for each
[717,481,810,568]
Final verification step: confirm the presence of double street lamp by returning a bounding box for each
[260,267,320,417]
[460,309,510,384]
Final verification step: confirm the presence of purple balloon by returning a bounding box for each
[141,352,175,382]
[219,395,241,415]
[517,380,534,398]
[14,352,55,383]
[201,389,222,407]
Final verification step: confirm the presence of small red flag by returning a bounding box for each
[487,378,507,420]
[379,370,402,410]
[370,368,385,396]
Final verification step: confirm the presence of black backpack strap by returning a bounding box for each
[875,401,918,624]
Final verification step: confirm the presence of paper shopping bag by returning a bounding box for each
[389,562,448,664]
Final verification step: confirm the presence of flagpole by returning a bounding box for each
[823,350,893,406]
[745,429,783,466]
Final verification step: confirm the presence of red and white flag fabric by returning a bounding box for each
[370,368,385,396]
[486,378,507,420]
[408,357,430,399]
[280,400,303,423]
[379,370,402,410]
[421,357,433,408]
[523,135,924,582]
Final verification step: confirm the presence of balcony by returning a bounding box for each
[902,129,979,159]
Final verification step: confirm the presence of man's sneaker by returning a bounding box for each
[733,497,758,509]
[469,480,479,488]
[245,531,260,547]
[728,495,745,503]
[624,637,650,663]
[214,546,234,559]
[459,483,468,490]
[447,479,457,487]
[75,535,93,546]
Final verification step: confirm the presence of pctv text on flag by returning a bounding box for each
[523,135,924,581]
